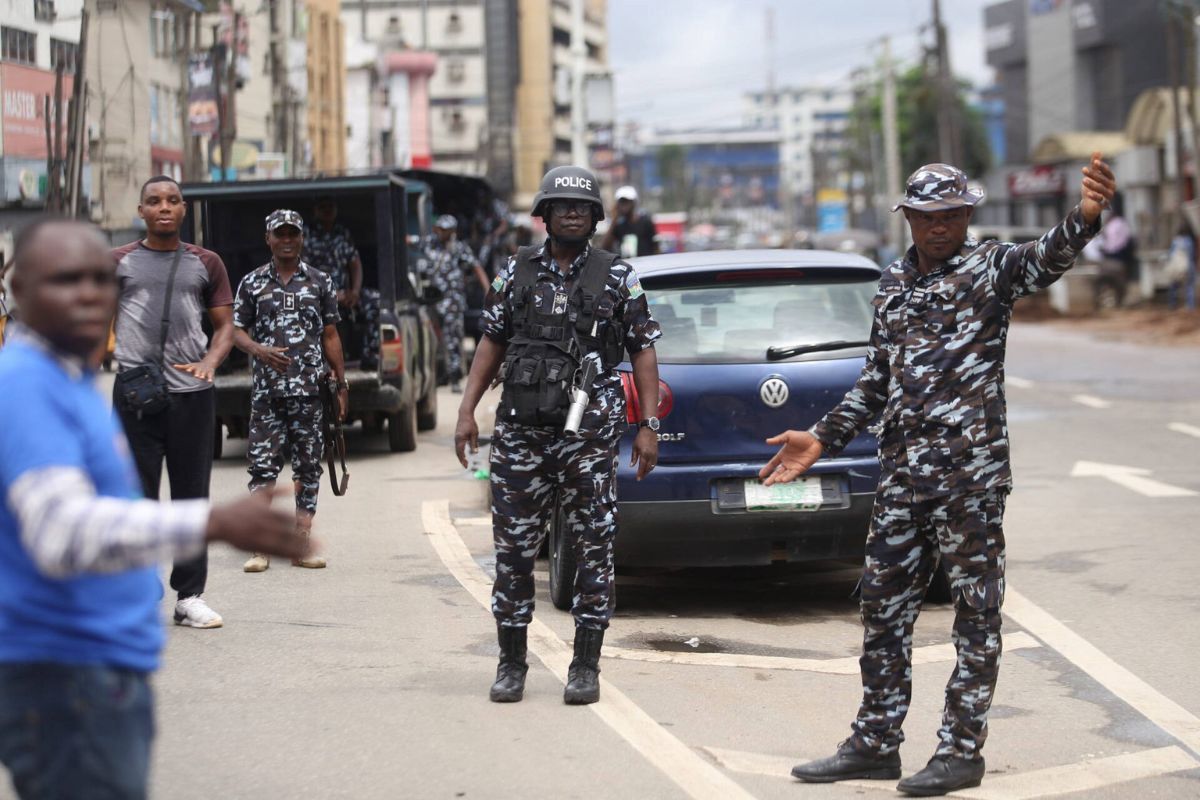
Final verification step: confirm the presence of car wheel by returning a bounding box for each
[925,559,953,604]
[417,381,438,431]
[387,404,418,453]
[547,499,576,612]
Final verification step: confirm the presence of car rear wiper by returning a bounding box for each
[766,340,870,361]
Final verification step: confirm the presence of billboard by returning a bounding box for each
[1,63,75,159]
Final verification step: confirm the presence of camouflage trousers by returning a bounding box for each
[848,486,1007,761]
[435,293,466,382]
[489,422,619,630]
[343,287,381,368]
[247,394,324,514]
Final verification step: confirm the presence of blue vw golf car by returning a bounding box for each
[546,249,888,607]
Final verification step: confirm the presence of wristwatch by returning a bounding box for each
[338,379,350,390]
[637,416,660,432]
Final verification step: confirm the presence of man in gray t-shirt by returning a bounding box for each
[111,176,235,630]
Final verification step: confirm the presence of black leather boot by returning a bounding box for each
[563,627,604,705]
[896,754,985,796]
[791,743,901,783]
[489,625,528,703]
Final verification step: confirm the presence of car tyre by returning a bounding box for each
[417,381,438,431]
[547,499,577,612]
[387,404,418,453]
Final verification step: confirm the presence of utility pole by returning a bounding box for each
[178,11,194,182]
[1167,16,1188,206]
[570,0,588,167]
[931,0,961,165]
[881,36,905,255]
[65,7,89,217]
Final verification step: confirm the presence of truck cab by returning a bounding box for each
[180,173,440,454]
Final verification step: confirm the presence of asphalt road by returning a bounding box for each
[2,319,1199,799]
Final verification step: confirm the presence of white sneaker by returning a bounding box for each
[243,553,270,573]
[174,596,223,629]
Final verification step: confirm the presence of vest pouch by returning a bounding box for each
[501,351,577,426]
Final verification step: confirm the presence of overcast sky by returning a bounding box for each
[606,0,995,131]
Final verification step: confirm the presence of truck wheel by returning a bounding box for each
[387,404,418,453]
[547,499,576,611]
[417,382,438,431]
[213,422,224,460]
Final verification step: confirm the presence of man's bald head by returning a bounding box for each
[12,216,117,360]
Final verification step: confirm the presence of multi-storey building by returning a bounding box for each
[0,0,88,237]
[306,0,346,172]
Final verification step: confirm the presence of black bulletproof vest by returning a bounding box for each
[498,246,625,427]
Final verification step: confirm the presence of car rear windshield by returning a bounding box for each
[645,275,877,364]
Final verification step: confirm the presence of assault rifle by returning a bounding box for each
[320,372,349,496]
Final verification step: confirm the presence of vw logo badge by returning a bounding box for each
[759,376,789,409]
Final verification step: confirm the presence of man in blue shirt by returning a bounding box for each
[0,218,309,799]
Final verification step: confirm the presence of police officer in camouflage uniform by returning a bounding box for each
[426,214,489,392]
[765,154,1116,796]
[305,196,381,369]
[232,210,349,573]
[455,166,662,706]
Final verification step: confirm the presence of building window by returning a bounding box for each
[34,0,56,22]
[50,38,78,73]
[447,11,462,34]
[447,57,465,82]
[1,27,36,66]
[150,6,177,58]
[386,15,401,36]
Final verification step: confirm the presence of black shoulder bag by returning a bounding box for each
[115,246,185,418]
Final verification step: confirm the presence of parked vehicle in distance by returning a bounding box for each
[543,249,899,608]
[181,173,440,455]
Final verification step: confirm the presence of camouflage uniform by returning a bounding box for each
[425,237,481,382]
[812,205,1100,760]
[483,242,660,629]
[233,260,340,513]
[304,223,380,367]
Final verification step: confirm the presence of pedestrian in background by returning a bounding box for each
[304,195,382,369]
[601,185,658,258]
[111,175,234,630]
[767,154,1116,796]
[455,166,661,706]
[426,214,489,393]
[232,210,347,573]
[0,217,306,800]
[1165,220,1197,311]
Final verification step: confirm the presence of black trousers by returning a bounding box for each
[115,386,214,600]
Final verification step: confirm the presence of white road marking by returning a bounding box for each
[1071,394,1112,409]
[603,632,1042,674]
[1168,422,1200,439]
[1006,376,1034,389]
[1070,460,1198,498]
[422,500,758,800]
[1004,587,1200,759]
[703,745,1199,798]
[453,515,493,527]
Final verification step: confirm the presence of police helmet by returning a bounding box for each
[531,165,604,222]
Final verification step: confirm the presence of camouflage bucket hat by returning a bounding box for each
[892,163,985,212]
[265,208,305,232]
[434,214,458,230]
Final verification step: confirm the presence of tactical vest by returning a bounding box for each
[498,246,626,427]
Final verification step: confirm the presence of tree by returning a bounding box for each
[847,63,992,196]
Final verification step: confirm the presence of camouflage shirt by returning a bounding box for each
[424,237,481,299]
[233,260,340,398]
[813,206,1101,502]
[483,242,662,438]
[303,224,358,292]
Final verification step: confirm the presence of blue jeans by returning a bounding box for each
[0,663,154,799]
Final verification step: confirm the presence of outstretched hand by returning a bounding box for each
[758,429,823,487]
[1080,151,1117,225]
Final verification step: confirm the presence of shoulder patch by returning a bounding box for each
[491,274,508,293]
[625,270,644,299]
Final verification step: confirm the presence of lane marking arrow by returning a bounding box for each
[1168,422,1200,440]
[1071,461,1197,498]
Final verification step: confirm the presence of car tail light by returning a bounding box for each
[380,323,404,374]
[620,373,673,424]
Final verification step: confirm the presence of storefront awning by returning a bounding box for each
[1125,87,1191,146]
[1030,132,1131,164]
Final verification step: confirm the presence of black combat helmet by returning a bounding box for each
[531,165,604,222]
